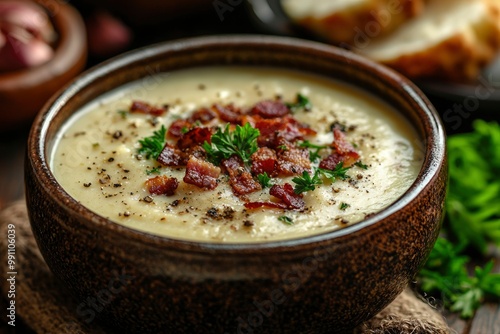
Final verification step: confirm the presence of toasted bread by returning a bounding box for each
[361,0,500,82]
[282,0,425,45]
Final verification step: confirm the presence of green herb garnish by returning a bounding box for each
[117,110,128,119]
[354,161,369,170]
[318,162,350,182]
[203,123,260,165]
[286,93,312,112]
[146,167,161,175]
[340,202,350,210]
[419,238,500,318]
[292,170,322,194]
[257,172,272,188]
[417,120,500,319]
[292,162,351,194]
[299,141,328,162]
[138,125,167,160]
[279,216,294,225]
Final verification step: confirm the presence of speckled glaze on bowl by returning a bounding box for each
[25,36,447,333]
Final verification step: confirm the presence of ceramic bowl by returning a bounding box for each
[25,35,447,333]
[0,0,86,132]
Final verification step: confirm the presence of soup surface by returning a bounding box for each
[51,67,422,242]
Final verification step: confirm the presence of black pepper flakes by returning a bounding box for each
[143,196,154,203]
[83,183,91,187]
[112,130,123,139]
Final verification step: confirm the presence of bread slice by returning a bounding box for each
[361,0,500,82]
[281,0,425,45]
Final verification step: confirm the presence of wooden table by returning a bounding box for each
[1,5,499,333]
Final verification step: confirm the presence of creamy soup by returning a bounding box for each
[51,67,422,243]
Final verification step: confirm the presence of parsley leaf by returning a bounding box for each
[203,123,260,165]
[257,172,272,188]
[138,125,167,160]
[354,161,369,170]
[292,163,352,194]
[286,93,312,113]
[417,121,500,319]
[279,216,294,225]
[299,140,328,162]
[318,162,350,182]
[340,202,350,210]
[146,167,161,175]
[292,170,322,194]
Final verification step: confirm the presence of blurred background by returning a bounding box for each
[0,0,499,332]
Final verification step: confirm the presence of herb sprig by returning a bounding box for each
[417,120,500,319]
[203,123,260,165]
[292,162,351,194]
[257,172,272,188]
[286,93,312,113]
[299,141,328,162]
[138,125,167,160]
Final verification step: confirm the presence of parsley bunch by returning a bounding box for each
[203,123,260,165]
[417,120,500,318]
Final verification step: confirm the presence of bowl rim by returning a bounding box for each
[28,34,446,252]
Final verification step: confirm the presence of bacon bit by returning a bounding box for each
[244,201,288,210]
[146,175,179,196]
[320,128,360,168]
[168,119,191,138]
[222,156,262,196]
[251,147,278,176]
[183,156,221,190]
[333,128,356,155]
[251,100,290,118]
[269,183,305,210]
[277,147,311,176]
[212,104,244,124]
[130,101,166,116]
[157,144,186,166]
[319,151,360,169]
[176,127,213,150]
[188,107,217,124]
[254,116,316,148]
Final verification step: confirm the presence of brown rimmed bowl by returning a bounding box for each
[25,35,447,333]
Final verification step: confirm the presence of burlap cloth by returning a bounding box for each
[0,201,451,333]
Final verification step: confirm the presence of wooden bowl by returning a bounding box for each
[0,0,87,131]
[25,35,447,333]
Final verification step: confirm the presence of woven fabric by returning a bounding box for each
[0,201,451,333]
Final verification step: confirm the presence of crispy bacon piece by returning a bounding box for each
[319,128,360,168]
[212,104,244,124]
[251,147,278,176]
[270,183,305,210]
[130,100,166,116]
[168,119,192,138]
[188,107,217,124]
[146,176,179,196]
[254,116,316,148]
[157,144,186,166]
[319,151,359,169]
[277,146,311,176]
[183,157,220,190]
[332,128,357,155]
[251,100,289,118]
[245,183,305,211]
[222,156,262,196]
[176,127,213,150]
